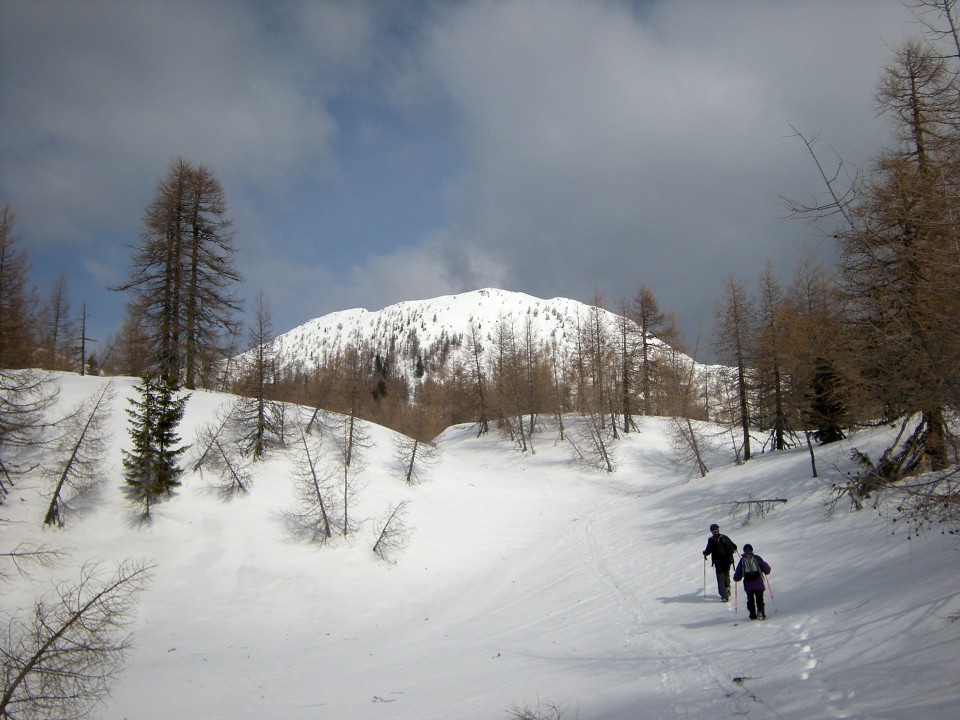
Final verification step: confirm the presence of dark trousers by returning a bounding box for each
[746,589,766,619]
[715,568,731,600]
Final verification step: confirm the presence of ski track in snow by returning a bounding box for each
[568,491,774,720]
[5,375,960,719]
[569,466,871,720]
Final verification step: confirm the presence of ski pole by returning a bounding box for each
[703,557,707,599]
[733,577,738,614]
[764,574,778,613]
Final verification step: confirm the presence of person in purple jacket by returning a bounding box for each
[733,544,772,620]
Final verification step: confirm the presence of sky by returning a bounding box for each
[0,0,923,358]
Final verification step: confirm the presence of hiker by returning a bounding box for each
[733,543,772,620]
[702,523,737,602]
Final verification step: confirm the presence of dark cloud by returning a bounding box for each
[419,0,915,350]
[0,0,920,355]
[0,1,348,240]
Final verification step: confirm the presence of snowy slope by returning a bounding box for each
[271,287,603,357]
[259,287,685,379]
[3,372,959,719]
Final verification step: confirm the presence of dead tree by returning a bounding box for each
[670,416,710,478]
[192,403,251,497]
[666,340,710,478]
[886,466,960,537]
[285,427,337,543]
[0,370,58,502]
[0,560,153,720]
[466,319,490,436]
[190,402,236,473]
[492,315,531,453]
[333,409,369,537]
[43,382,114,527]
[715,277,754,463]
[568,309,617,473]
[231,292,284,460]
[0,545,65,583]
[209,437,252,498]
[548,337,568,442]
[371,500,411,562]
[569,408,617,474]
[393,433,441,486]
[507,699,567,720]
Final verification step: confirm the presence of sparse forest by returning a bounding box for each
[0,1,959,539]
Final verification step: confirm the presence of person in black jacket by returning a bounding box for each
[702,523,737,602]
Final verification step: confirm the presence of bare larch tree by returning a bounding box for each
[117,158,241,388]
[0,561,153,720]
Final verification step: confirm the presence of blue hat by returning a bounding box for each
[709,523,719,532]
[744,544,753,552]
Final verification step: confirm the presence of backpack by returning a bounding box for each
[716,534,737,564]
[741,555,761,582]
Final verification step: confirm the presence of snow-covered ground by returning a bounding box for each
[3,373,959,719]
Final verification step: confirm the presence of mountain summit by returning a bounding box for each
[266,288,672,377]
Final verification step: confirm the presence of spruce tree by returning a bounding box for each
[122,373,189,517]
[809,357,847,445]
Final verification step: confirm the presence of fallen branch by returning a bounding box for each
[726,498,788,525]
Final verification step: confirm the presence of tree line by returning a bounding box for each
[3,1,960,526]
[783,0,960,531]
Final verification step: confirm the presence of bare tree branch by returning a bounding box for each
[725,497,788,526]
[0,545,66,583]
[372,501,411,562]
[0,560,153,720]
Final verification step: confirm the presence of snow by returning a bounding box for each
[4,372,960,719]
[262,288,681,376]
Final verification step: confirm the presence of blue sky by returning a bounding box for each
[1,0,919,358]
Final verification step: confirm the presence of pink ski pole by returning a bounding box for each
[764,574,777,613]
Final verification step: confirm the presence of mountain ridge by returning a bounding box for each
[264,287,679,378]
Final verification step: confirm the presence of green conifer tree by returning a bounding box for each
[122,373,189,518]
[809,357,847,445]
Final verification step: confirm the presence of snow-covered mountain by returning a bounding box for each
[264,287,678,377]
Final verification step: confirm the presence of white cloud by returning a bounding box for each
[241,229,509,337]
